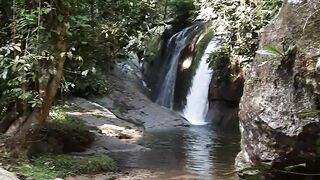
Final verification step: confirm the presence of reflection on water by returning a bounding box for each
[110,125,240,180]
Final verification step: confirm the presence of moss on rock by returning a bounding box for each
[29,105,94,156]
[209,48,232,86]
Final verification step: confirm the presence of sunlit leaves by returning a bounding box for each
[195,0,282,65]
[256,45,283,57]
[66,52,73,59]
[0,42,41,107]
[81,70,89,76]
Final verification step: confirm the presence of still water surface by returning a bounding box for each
[112,125,240,180]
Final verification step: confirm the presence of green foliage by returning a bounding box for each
[257,44,296,58]
[144,32,162,61]
[0,0,165,121]
[195,30,215,64]
[17,153,117,180]
[209,46,233,84]
[95,0,161,53]
[189,29,215,78]
[297,110,320,118]
[261,44,285,57]
[0,0,78,128]
[0,2,51,114]
[256,43,296,68]
[0,43,42,109]
[69,71,110,97]
[194,0,282,65]
[63,65,110,97]
[168,0,196,18]
[61,0,165,96]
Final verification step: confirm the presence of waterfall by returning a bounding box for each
[182,37,221,125]
[156,25,203,109]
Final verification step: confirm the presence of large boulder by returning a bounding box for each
[236,0,320,178]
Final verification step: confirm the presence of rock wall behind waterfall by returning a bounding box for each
[236,0,320,178]
[207,53,244,127]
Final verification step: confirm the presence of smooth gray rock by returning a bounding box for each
[92,75,190,130]
[67,97,147,154]
[0,168,19,180]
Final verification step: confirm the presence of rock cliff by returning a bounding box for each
[236,0,320,178]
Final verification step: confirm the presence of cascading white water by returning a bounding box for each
[156,25,202,109]
[182,38,221,125]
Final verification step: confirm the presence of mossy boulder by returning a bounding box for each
[29,106,94,156]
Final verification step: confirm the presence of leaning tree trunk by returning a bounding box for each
[3,0,70,151]
[5,35,67,144]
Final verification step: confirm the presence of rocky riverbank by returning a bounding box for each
[63,73,190,179]
[0,69,190,180]
[66,72,189,154]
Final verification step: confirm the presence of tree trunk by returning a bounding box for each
[163,0,168,21]
[6,41,67,144]
[2,0,70,151]
[0,107,18,134]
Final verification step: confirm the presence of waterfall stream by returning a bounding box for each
[182,38,221,125]
[152,24,222,125]
[156,25,203,109]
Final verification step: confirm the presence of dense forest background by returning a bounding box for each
[0,1,284,179]
[1,1,319,180]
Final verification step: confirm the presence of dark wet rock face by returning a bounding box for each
[236,0,320,178]
[207,56,244,127]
